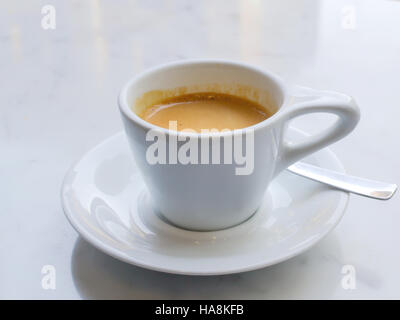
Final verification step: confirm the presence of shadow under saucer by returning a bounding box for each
[71,233,344,300]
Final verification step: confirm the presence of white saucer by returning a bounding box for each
[61,128,349,275]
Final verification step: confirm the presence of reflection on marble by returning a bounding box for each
[1,0,400,299]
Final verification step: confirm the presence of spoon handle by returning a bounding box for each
[287,162,397,200]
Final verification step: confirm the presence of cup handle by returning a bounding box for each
[273,86,360,177]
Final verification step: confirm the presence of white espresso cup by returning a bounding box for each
[119,60,360,231]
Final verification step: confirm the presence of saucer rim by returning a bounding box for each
[61,131,349,276]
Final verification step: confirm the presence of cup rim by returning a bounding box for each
[118,59,288,138]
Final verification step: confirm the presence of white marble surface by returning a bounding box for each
[1,0,399,299]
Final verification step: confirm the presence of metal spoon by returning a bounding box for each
[287,162,397,200]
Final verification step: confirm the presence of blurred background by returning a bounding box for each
[1,0,400,299]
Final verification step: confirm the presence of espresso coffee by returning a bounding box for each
[139,92,271,132]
